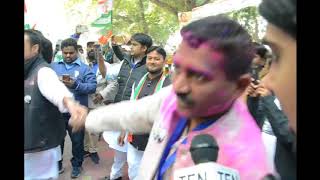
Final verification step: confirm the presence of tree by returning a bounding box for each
[149,0,215,17]
[64,0,216,45]
[225,6,261,41]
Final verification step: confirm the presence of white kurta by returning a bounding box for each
[100,62,128,152]
[24,67,73,180]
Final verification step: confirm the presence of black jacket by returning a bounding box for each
[247,95,296,180]
[261,96,296,180]
[24,56,65,153]
[130,75,172,151]
[112,45,148,102]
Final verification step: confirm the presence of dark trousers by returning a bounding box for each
[59,113,84,168]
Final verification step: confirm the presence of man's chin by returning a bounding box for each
[176,105,194,118]
[176,103,219,119]
[147,69,162,74]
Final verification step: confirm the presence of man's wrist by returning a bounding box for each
[63,97,76,110]
[71,80,79,89]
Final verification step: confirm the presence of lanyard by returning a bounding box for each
[157,117,217,180]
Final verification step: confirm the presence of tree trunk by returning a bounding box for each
[138,0,149,34]
[185,0,193,11]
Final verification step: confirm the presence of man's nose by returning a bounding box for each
[173,72,191,94]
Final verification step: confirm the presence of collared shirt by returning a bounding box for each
[138,74,163,99]
[51,58,97,107]
[62,58,82,70]
[137,73,171,99]
[90,62,99,75]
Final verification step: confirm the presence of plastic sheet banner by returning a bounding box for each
[191,0,262,21]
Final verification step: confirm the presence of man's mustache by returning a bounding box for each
[176,92,194,106]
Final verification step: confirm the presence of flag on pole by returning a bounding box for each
[91,0,113,45]
[91,11,112,28]
[99,30,113,44]
[24,2,31,29]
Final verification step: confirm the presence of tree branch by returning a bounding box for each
[203,0,211,5]
[138,0,149,34]
[150,0,179,17]
[113,14,134,24]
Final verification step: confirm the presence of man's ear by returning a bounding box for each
[31,44,40,54]
[236,73,251,93]
[142,45,147,53]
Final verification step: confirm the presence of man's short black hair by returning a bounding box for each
[180,15,254,81]
[41,38,53,63]
[32,30,53,63]
[259,0,296,39]
[87,41,95,47]
[77,45,83,50]
[24,30,41,53]
[61,38,78,51]
[131,33,153,50]
[255,44,268,60]
[147,46,167,60]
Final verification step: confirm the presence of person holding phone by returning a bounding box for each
[51,38,97,178]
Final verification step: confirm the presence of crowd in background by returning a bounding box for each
[24,0,296,179]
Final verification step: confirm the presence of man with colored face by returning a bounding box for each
[73,16,274,179]
[51,38,96,178]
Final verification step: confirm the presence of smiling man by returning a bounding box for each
[124,46,171,180]
[73,15,274,179]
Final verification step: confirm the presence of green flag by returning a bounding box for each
[99,24,112,35]
[91,11,112,28]
[24,24,30,30]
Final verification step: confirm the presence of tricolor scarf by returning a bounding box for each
[132,72,167,100]
[128,72,168,142]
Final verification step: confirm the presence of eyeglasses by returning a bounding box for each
[147,81,152,87]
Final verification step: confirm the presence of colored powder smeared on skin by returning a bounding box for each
[173,55,213,80]
[205,98,234,116]
[199,42,225,69]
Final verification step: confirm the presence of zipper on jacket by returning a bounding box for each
[120,68,133,101]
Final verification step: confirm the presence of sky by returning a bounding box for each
[24,0,101,48]
[25,0,73,46]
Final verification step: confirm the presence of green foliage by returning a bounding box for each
[64,0,216,45]
[112,0,179,45]
[64,0,98,9]
[225,6,260,41]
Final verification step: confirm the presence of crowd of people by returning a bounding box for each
[24,0,296,179]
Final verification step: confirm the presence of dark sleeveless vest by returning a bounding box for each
[24,57,65,153]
